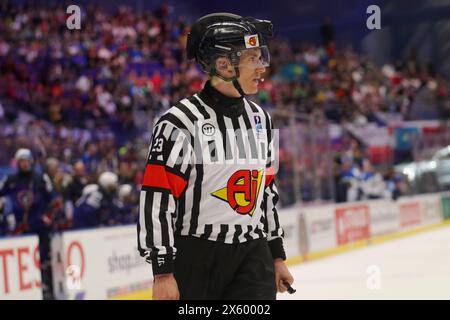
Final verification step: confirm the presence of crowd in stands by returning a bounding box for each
[333,138,407,203]
[0,2,447,233]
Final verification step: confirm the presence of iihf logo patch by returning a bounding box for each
[254,116,263,138]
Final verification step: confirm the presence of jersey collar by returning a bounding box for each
[198,80,245,118]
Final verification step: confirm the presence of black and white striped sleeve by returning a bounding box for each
[137,119,192,275]
[262,111,286,261]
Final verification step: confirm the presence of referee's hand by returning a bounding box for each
[274,258,295,294]
[153,273,180,300]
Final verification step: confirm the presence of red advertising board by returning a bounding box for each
[336,205,370,245]
[0,235,42,299]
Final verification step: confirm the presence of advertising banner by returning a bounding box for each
[277,206,301,259]
[0,235,42,300]
[52,226,152,300]
[398,200,422,229]
[302,204,337,253]
[369,199,399,237]
[335,204,370,245]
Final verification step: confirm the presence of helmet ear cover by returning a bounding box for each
[207,51,241,82]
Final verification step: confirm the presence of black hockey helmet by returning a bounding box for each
[186,12,273,96]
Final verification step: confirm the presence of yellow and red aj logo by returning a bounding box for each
[244,34,259,48]
[211,170,263,216]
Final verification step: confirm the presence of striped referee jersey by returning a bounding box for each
[137,80,285,275]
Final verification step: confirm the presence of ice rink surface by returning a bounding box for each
[278,225,450,300]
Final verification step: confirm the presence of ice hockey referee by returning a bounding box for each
[137,12,294,300]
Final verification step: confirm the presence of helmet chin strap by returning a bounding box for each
[231,66,246,97]
[232,80,246,97]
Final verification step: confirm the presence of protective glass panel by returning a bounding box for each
[235,45,270,69]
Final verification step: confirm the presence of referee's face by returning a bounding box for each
[238,48,266,94]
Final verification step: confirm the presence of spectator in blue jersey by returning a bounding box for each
[0,148,62,299]
[385,169,406,200]
[359,159,388,200]
[62,160,88,227]
[115,184,139,225]
[73,171,120,229]
[0,196,14,236]
[338,155,361,202]
[81,142,100,175]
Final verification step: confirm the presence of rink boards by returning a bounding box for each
[280,192,450,265]
[1,192,450,299]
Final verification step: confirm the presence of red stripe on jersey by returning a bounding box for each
[142,164,187,198]
[265,166,275,187]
